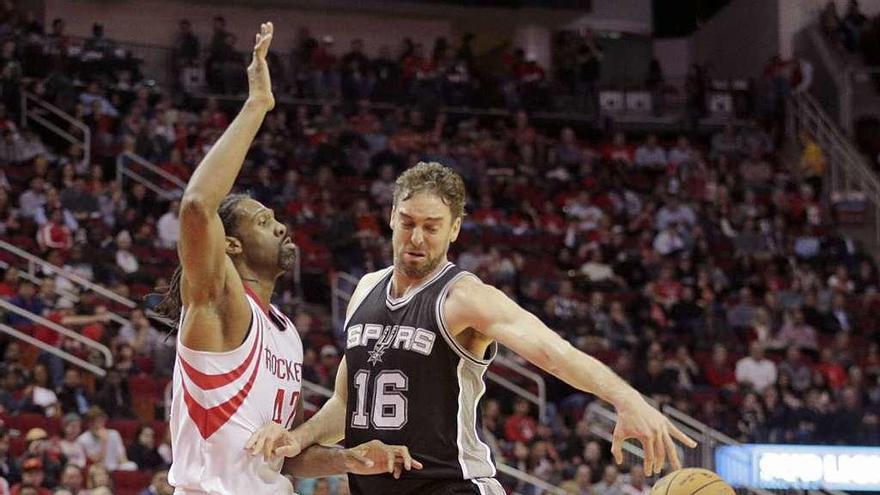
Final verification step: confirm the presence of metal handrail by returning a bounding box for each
[330,272,360,330]
[21,91,90,166]
[493,353,547,422]
[0,239,136,309]
[0,299,113,368]
[585,400,776,495]
[0,323,106,377]
[496,462,567,495]
[116,151,185,201]
[0,259,80,305]
[789,92,880,244]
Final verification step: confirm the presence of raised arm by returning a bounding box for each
[444,276,697,475]
[176,23,274,351]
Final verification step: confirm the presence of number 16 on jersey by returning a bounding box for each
[352,370,409,430]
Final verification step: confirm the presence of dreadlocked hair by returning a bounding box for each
[151,193,251,323]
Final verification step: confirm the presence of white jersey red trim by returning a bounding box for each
[169,287,303,495]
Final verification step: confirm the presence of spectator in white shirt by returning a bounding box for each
[655,195,696,231]
[59,413,88,469]
[634,134,667,169]
[653,222,686,256]
[667,136,697,171]
[114,231,139,276]
[370,164,396,207]
[17,177,47,219]
[735,341,778,392]
[156,200,180,249]
[76,406,136,471]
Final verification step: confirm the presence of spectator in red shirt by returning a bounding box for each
[0,268,17,299]
[704,344,737,391]
[35,208,72,253]
[504,397,538,443]
[310,35,339,98]
[816,347,848,389]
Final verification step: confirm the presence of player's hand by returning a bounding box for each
[247,21,274,111]
[343,440,423,479]
[245,421,302,460]
[611,396,697,475]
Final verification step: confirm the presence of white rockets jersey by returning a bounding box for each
[169,287,303,495]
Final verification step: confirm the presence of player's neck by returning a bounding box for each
[238,272,276,310]
[390,260,447,299]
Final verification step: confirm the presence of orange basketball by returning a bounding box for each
[651,468,736,495]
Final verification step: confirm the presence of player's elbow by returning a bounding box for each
[180,193,213,222]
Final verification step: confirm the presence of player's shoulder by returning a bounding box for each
[446,272,498,309]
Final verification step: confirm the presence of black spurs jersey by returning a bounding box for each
[343,262,505,495]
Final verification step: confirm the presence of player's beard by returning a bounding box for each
[397,249,443,280]
[277,242,297,271]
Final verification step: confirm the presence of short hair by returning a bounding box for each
[393,162,466,220]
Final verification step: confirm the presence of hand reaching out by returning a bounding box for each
[611,396,698,475]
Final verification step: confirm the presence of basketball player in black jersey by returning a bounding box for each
[248,162,697,494]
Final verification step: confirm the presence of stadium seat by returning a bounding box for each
[107,418,140,446]
[112,469,154,495]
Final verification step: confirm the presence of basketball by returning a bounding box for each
[651,468,735,495]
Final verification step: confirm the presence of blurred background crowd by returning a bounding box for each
[0,1,874,495]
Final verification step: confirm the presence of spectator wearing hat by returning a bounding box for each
[58,415,86,469]
[18,429,62,488]
[10,457,49,495]
[75,407,134,471]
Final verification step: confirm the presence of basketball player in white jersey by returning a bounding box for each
[155,22,421,495]
[248,162,698,494]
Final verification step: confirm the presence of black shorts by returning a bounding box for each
[349,477,504,495]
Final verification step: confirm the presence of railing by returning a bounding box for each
[789,91,880,245]
[0,299,113,369]
[20,91,90,166]
[496,462,567,495]
[585,400,772,495]
[0,259,80,305]
[490,353,547,423]
[0,323,106,377]
[116,151,185,201]
[330,271,365,331]
[301,380,333,414]
[0,239,177,331]
[0,239,134,309]
[585,400,848,495]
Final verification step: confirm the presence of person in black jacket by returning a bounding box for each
[56,367,90,416]
[127,425,165,470]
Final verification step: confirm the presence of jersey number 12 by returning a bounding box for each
[351,370,408,430]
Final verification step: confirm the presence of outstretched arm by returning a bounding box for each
[176,22,275,351]
[444,276,697,475]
